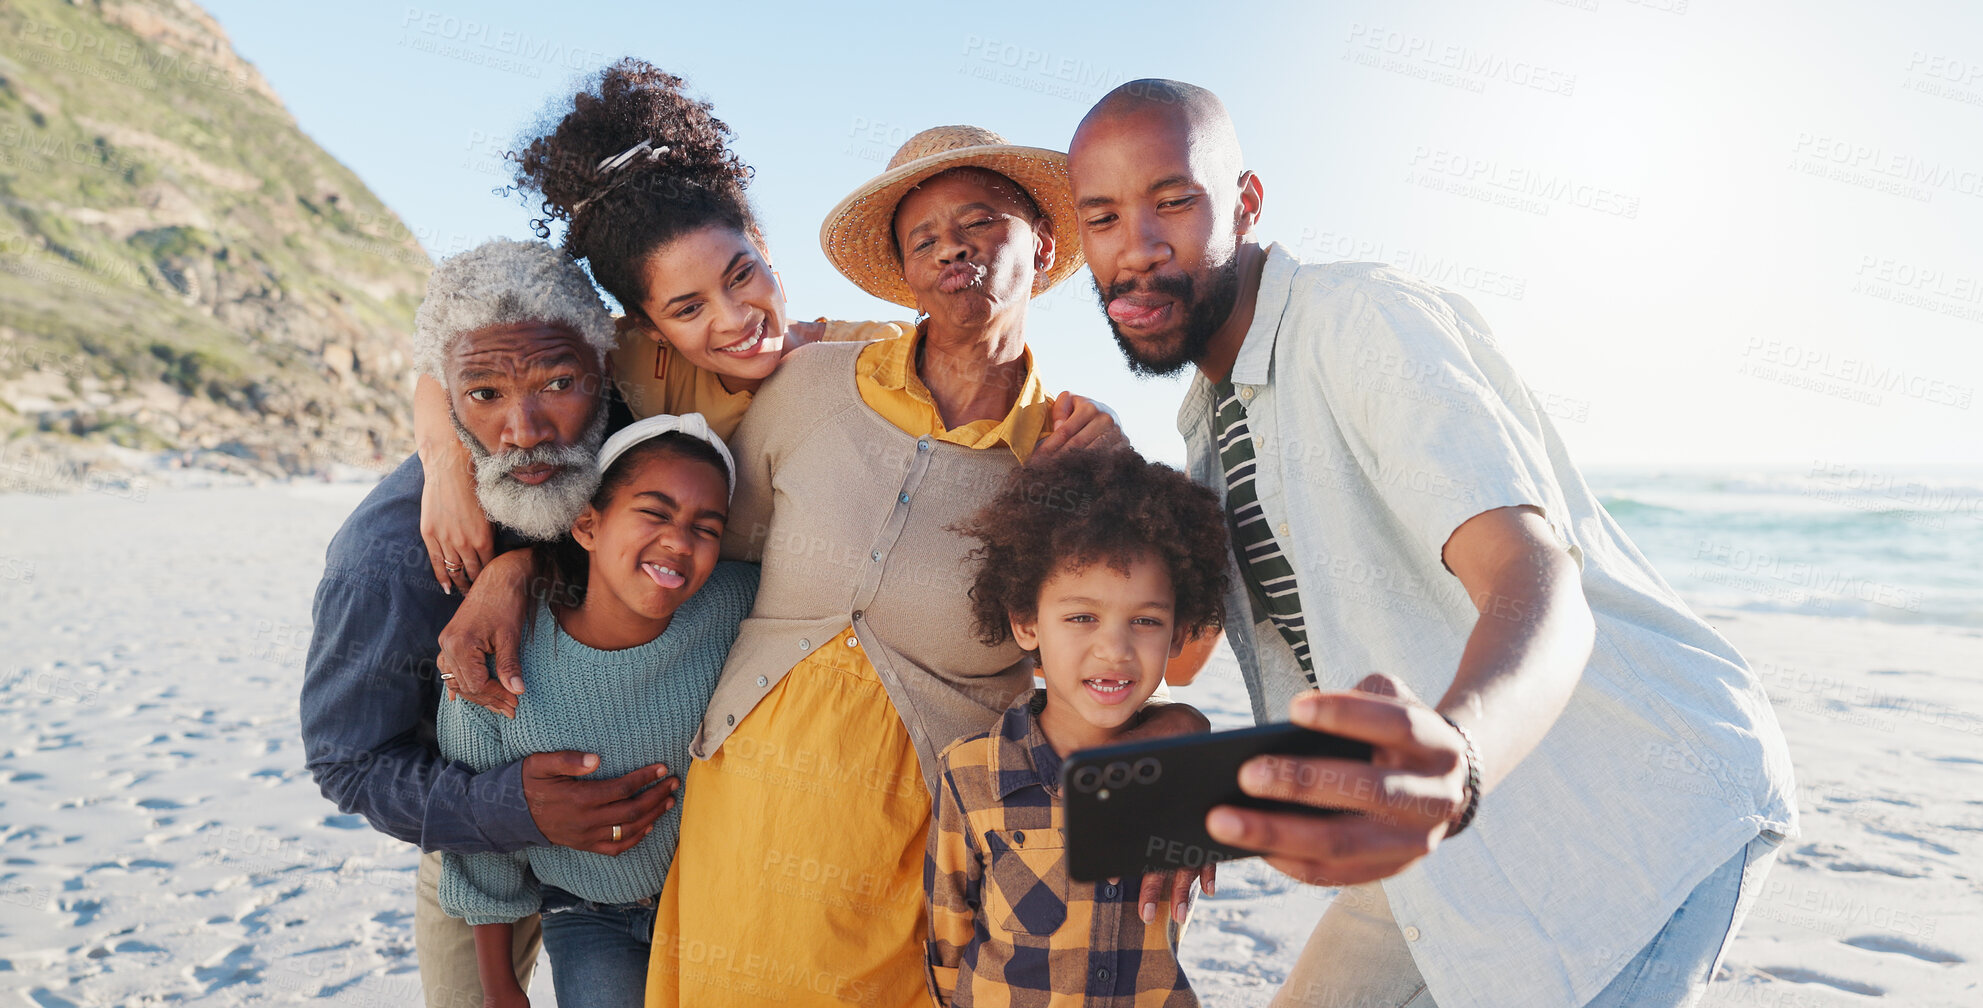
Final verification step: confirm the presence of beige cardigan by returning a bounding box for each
[693,341,1035,791]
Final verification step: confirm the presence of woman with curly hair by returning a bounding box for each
[415,58,930,595]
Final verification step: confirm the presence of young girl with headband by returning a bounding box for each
[436,413,754,1008]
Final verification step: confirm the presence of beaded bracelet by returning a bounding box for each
[1438,713,1481,838]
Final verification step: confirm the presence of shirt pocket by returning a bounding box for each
[983,828,1067,937]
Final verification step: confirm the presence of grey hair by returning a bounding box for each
[413,238,616,383]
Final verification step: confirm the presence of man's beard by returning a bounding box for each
[1092,250,1241,378]
[448,405,608,542]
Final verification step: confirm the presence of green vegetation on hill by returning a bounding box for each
[0,0,429,475]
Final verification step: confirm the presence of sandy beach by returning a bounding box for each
[1,480,1977,1006]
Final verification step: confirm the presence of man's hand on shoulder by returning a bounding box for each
[1034,392,1127,458]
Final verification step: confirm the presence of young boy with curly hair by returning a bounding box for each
[927,445,1231,1008]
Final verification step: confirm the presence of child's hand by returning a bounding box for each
[1121,702,1214,924]
[1139,863,1214,926]
[1124,701,1211,739]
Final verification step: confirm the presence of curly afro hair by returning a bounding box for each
[512,58,757,325]
[957,446,1229,648]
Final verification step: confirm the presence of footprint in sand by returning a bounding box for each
[294,939,360,956]
[315,973,373,998]
[84,858,172,874]
[189,943,264,994]
[1211,914,1282,958]
[1866,828,1958,856]
[1842,933,1967,965]
[1782,842,1927,878]
[371,908,414,927]
[1755,966,1884,996]
[60,897,103,926]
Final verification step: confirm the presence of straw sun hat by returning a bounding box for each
[819,125,1085,309]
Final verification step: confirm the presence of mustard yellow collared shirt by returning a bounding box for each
[646,326,1055,1008]
[855,323,1054,461]
[610,319,910,439]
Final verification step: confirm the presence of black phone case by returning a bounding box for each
[1059,722,1373,882]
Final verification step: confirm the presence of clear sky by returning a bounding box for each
[197,0,1982,468]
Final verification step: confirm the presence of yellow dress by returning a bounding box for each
[645,328,1052,1007]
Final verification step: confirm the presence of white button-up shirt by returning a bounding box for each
[1178,244,1798,1008]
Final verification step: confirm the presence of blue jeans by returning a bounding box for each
[1272,831,1783,1008]
[1580,831,1782,1008]
[538,884,655,1008]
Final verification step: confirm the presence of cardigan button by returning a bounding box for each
[899,492,910,504]
[917,438,931,451]
[756,676,768,688]
[799,638,811,651]
[726,714,734,726]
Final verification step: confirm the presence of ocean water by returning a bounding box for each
[1585,465,1983,629]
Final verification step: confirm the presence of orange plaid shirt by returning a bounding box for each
[926,689,1197,1008]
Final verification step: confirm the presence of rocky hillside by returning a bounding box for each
[0,0,428,487]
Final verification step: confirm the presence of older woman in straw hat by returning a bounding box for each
[642,127,1197,1008]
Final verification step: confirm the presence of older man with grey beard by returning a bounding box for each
[301,239,675,1008]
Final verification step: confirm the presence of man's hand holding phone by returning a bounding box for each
[1205,673,1474,888]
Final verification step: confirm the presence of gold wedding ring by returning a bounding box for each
[611,824,623,842]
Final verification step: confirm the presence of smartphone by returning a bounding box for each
[1060,722,1372,882]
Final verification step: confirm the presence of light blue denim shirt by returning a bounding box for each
[1178,244,1797,1008]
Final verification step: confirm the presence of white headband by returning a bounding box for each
[595,412,737,500]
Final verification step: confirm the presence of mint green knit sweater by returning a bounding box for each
[437,561,758,925]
